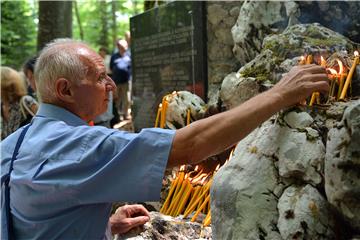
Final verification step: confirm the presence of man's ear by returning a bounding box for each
[55,78,74,103]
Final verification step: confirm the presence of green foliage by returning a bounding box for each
[73,0,144,53]
[1,0,37,69]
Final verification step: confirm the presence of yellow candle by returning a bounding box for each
[203,211,211,227]
[184,185,201,214]
[175,182,193,216]
[309,93,317,106]
[186,109,191,126]
[160,175,178,213]
[154,104,162,128]
[306,54,313,65]
[316,92,321,104]
[191,194,210,222]
[320,56,326,67]
[165,171,184,215]
[337,73,346,99]
[183,179,212,218]
[340,53,359,100]
[169,176,188,216]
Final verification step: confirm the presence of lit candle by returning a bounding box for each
[165,166,185,215]
[326,68,338,103]
[340,51,359,100]
[306,54,313,65]
[336,59,345,99]
[159,96,168,128]
[320,56,326,67]
[298,56,306,65]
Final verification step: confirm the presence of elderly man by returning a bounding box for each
[1,39,329,239]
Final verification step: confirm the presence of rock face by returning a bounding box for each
[278,185,335,239]
[116,212,212,240]
[325,100,360,230]
[211,100,360,239]
[230,1,360,65]
[165,91,206,129]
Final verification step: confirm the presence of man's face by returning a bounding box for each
[72,47,116,121]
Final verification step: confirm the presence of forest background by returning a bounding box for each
[1,0,163,70]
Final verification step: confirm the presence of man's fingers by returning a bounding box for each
[306,81,330,94]
[126,216,150,229]
[305,73,328,82]
[126,204,150,217]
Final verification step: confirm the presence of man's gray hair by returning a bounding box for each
[34,38,89,102]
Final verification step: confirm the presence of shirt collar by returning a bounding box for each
[36,103,88,127]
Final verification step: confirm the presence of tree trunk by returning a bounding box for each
[74,1,84,40]
[111,0,117,48]
[37,1,72,51]
[98,0,108,48]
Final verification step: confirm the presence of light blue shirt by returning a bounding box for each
[1,103,175,239]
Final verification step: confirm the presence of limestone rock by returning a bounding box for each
[277,185,336,240]
[277,126,324,185]
[232,1,288,65]
[211,121,282,239]
[220,72,260,109]
[284,111,314,129]
[263,23,357,60]
[165,91,206,129]
[117,211,212,240]
[325,100,360,230]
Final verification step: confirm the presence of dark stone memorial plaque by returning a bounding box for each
[130,1,207,131]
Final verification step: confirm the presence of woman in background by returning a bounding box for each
[1,66,38,139]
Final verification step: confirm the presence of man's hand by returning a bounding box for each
[109,204,150,235]
[272,64,329,108]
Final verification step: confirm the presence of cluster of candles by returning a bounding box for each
[159,152,233,227]
[154,90,220,226]
[154,91,191,128]
[299,50,359,106]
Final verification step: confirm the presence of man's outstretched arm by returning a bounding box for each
[168,64,329,167]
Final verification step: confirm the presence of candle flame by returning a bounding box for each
[194,165,199,172]
[321,56,324,62]
[172,172,176,179]
[199,175,208,185]
[215,164,220,172]
[191,173,207,184]
[180,165,185,171]
[336,59,344,74]
[184,173,189,179]
[355,51,359,57]
[159,103,162,108]
[327,68,337,75]
[300,56,305,61]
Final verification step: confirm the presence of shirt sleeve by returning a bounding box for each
[71,127,175,204]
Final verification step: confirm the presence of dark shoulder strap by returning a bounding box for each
[1,123,32,240]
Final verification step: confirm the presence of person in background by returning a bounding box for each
[124,31,131,57]
[22,56,38,98]
[110,39,131,120]
[1,39,328,239]
[1,66,38,139]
